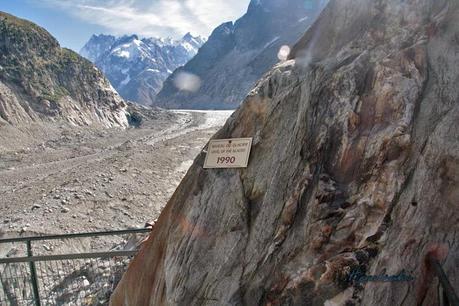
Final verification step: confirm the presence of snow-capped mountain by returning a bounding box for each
[80,33,205,106]
[79,34,116,63]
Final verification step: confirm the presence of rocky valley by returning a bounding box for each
[0,11,232,246]
[0,108,232,236]
[0,0,458,305]
[0,107,232,305]
[0,11,237,305]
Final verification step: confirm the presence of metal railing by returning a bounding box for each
[0,228,151,306]
[3,229,456,306]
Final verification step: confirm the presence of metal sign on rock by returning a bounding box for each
[204,138,253,169]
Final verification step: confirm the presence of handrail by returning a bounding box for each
[0,228,151,306]
[0,228,151,244]
[428,255,459,306]
[0,250,139,264]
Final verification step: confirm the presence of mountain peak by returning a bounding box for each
[211,22,234,37]
[80,34,117,62]
[80,32,205,106]
[181,32,206,50]
[183,32,193,40]
[0,11,60,52]
[118,34,139,44]
[91,33,116,40]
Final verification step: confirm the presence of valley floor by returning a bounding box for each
[0,109,232,239]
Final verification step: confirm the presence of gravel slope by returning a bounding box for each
[0,109,232,237]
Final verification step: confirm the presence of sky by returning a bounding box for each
[0,0,249,52]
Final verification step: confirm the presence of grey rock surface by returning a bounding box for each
[154,0,327,110]
[112,0,458,305]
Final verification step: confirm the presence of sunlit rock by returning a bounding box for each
[112,0,458,305]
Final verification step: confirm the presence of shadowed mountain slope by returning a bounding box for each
[154,0,326,109]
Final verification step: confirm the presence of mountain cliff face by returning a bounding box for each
[112,0,458,305]
[0,12,128,128]
[80,33,205,106]
[79,34,116,63]
[154,0,327,109]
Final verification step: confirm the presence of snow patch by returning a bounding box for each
[181,42,195,53]
[264,36,280,49]
[120,74,131,86]
[116,50,130,58]
[298,16,309,22]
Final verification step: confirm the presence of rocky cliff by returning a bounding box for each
[0,12,128,127]
[154,0,327,110]
[112,0,458,305]
[80,34,117,63]
[80,33,205,106]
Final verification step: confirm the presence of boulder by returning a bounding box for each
[112,0,459,305]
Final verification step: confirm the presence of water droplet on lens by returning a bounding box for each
[173,72,201,92]
[277,45,291,61]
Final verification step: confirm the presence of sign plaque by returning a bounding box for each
[204,138,253,169]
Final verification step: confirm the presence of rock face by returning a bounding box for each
[112,0,459,305]
[79,34,116,63]
[154,0,327,110]
[80,33,205,106]
[0,12,128,128]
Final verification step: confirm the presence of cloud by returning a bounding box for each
[37,0,249,38]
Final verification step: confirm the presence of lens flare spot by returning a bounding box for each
[173,72,201,92]
[277,45,291,61]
